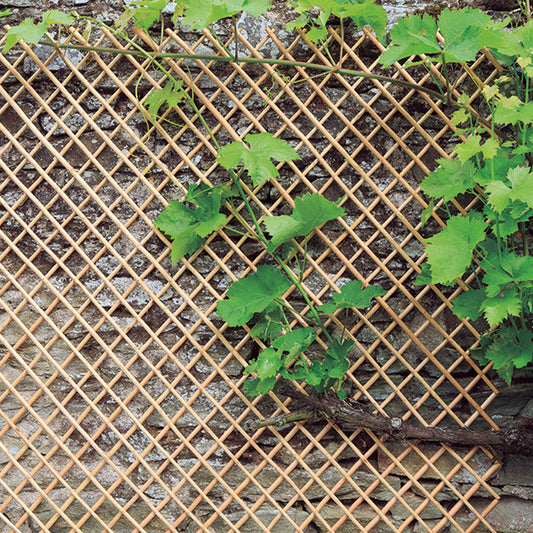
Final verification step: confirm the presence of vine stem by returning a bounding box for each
[42,37,506,140]
[42,15,423,352]
[43,38,445,100]
[229,173,335,344]
[272,255,335,345]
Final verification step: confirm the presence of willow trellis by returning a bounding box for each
[0,21,503,533]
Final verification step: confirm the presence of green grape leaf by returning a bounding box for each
[306,361,328,389]
[481,249,533,299]
[285,13,307,32]
[4,10,75,52]
[482,263,513,298]
[420,199,435,227]
[380,13,440,66]
[217,132,300,186]
[154,182,233,262]
[482,287,521,327]
[486,166,533,213]
[333,0,387,40]
[452,288,486,321]
[155,200,204,260]
[196,213,227,237]
[323,337,355,379]
[144,79,186,122]
[245,347,283,380]
[42,9,75,25]
[272,327,317,363]
[297,336,355,393]
[305,25,328,43]
[493,98,533,125]
[182,0,271,29]
[507,328,533,369]
[501,252,533,282]
[420,158,476,202]
[414,262,433,286]
[478,327,533,385]
[263,193,344,251]
[483,203,533,237]
[476,147,523,187]
[380,8,490,67]
[243,327,317,396]
[425,212,488,284]
[186,181,233,218]
[126,0,168,29]
[481,138,500,159]
[454,134,482,162]
[250,304,286,342]
[169,227,205,263]
[437,8,491,62]
[280,358,311,381]
[182,0,235,29]
[451,107,469,127]
[318,279,386,314]
[243,376,276,396]
[488,20,533,68]
[290,0,386,42]
[225,0,272,16]
[4,18,47,52]
[478,238,510,297]
[217,265,291,327]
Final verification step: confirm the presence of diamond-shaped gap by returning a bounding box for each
[66,488,123,533]
[0,102,28,139]
[57,481,129,532]
[203,71,250,119]
[372,304,447,364]
[118,482,182,532]
[384,443,497,511]
[414,357,497,421]
[106,226,138,258]
[3,213,32,252]
[107,194,139,226]
[95,501,153,533]
[389,367,482,430]
[59,178,103,221]
[79,105,120,144]
[139,368,184,420]
[122,179,157,216]
[77,296,115,333]
[374,240,416,281]
[259,87,312,129]
[339,147,378,189]
[196,336,245,379]
[271,431,386,524]
[109,354,158,405]
[354,218,397,269]
[261,71,303,114]
[357,360,425,420]
[168,474,235,526]
[209,461,285,516]
[0,270,26,306]
[0,175,27,212]
[173,379,231,435]
[0,387,26,438]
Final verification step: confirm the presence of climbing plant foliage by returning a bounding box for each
[3,0,533,395]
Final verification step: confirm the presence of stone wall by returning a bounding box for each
[0,1,532,532]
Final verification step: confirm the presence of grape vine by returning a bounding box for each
[3,0,532,397]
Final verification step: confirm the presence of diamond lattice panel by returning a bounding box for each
[0,23,503,533]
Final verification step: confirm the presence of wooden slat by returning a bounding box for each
[0,23,504,533]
